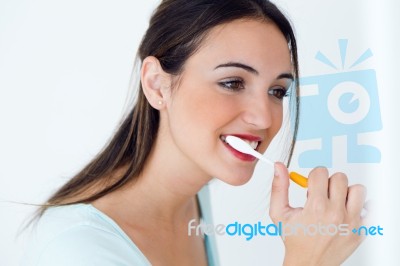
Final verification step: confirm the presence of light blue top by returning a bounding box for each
[21,185,219,266]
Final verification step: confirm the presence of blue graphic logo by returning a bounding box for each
[296,39,382,168]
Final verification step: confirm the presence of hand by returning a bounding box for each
[269,162,367,266]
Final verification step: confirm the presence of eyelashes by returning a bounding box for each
[268,86,289,100]
[218,78,245,91]
[217,78,289,100]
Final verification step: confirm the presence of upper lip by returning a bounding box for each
[221,133,263,142]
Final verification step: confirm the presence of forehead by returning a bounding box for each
[187,19,292,75]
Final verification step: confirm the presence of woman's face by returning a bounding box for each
[163,19,293,185]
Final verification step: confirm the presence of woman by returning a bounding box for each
[22,0,366,265]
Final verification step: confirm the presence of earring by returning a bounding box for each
[158,100,163,105]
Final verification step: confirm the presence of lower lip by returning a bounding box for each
[221,139,257,162]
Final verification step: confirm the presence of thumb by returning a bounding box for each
[269,162,291,222]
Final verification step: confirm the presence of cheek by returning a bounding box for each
[167,90,221,151]
[262,104,284,149]
[272,106,284,133]
[169,87,237,133]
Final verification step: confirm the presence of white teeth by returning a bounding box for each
[243,139,258,149]
[220,135,259,150]
[251,141,258,149]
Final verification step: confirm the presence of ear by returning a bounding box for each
[140,56,171,109]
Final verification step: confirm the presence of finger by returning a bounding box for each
[307,167,329,199]
[269,162,291,222]
[346,184,367,219]
[328,172,348,208]
[361,199,374,224]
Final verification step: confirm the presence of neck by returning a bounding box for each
[133,132,212,222]
[93,128,212,228]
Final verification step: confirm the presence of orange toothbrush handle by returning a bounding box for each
[289,172,308,188]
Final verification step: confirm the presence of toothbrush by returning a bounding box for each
[225,136,308,188]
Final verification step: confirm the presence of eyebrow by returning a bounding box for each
[214,62,259,75]
[214,62,294,81]
[277,73,294,81]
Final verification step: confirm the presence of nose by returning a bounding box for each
[240,96,274,129]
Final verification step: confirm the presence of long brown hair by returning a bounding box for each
[39,0,300,215]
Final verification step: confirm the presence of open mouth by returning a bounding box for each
[220,135,260,150]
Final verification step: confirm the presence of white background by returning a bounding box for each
[1,0,399,265]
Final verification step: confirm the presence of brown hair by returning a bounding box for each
[39,0,300,215]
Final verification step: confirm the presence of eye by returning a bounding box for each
[218,78,245,91]
[268,86,289,100]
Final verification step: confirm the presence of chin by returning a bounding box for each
[218,173,253,186]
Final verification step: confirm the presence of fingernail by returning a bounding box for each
[274,163,279,177]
